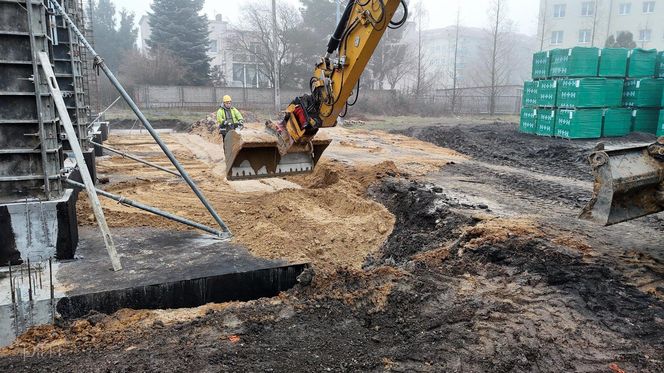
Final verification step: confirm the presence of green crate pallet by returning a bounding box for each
[536,109,556,136]
[557,78,622,108]
[555,109,603,139]
[657,52,664,78]
[657,109,664,136]
[519,108,537,134]
[599,48,628,77]
[522,81,538,107]
[605,79,624,106]
[537,80,558,107]
[532,51,551,80]
[627,48,657,78]
[550,47,599,77]
[603,108,632,137]
[632,108,660,134]
[623,78,664,107]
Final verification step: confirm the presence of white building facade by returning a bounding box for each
[538,0,664,49]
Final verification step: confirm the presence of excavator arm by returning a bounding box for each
[224,0,408,180]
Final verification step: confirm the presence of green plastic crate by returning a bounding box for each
[536,109,556,136]
[555,109,603,139]
[532,51,551,79]
[657,52,664,78]
[557,78,623,108]
[522,81,538,107]
[602,108,632,137]
[657,109,664,136]
[632,108,660,134]
[519,107,537,134]
[605,79,625,106]
[599,48,628,77]
[623,78,664,107]
[550,47,600,77]
[537,80,558,107]
[627,48,657,78]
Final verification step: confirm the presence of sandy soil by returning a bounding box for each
[1,120,662,372]
[76,124,462,271]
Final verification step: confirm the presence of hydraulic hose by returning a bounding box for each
[327,0,355,55]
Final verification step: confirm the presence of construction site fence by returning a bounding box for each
[102,85,523,115]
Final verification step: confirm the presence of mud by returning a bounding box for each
[1,179,662,372]
[398,122,657,181]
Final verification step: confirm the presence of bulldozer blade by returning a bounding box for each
[580,144,664,225]
[224,127,331,181]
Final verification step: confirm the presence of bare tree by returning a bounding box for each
[451,8,461,114]
[232,1,305,89]
[480,0,514,115]
[368,27,410,90]
[410,1,437,95]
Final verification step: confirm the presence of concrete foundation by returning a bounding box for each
[0,189,78,266]
[0,227,307,347]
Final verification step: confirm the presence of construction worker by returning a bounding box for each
[217,95,244,139]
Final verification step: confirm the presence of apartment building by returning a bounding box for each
[537,0,664,50]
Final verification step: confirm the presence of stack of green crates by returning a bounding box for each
[603,108,633,137]
[519,46,664,139]
[538,80,558,107]
[522,81,538,107]
[657,52,664,78]
[557,78,623,108]
[550,47,599,77]
[633,109,659,134]
[532,51,551,79]
[555,109,603,139]
[537,109,556,136]
[599,48,629,77]
[519,108,537,134]
[627,49,658,78]
[623,79,664,107]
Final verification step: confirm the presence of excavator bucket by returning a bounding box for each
[223,126,332,181]
[580,144,664,225]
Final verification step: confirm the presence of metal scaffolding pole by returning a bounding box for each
[65,179,226,238]
[51,0,231,237]
[89,141,181,177]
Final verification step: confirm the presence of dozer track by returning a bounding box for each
[223,126,331,181]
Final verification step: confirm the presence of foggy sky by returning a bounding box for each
[113,0,540,36]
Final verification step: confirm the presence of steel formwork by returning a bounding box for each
[52,0,90,151]
[0,0,64,203]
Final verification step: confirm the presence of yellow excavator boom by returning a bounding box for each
[224,0,408,180]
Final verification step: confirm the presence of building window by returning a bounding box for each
[643,1,656,13]
[639,28,652,41]
[581,1,595,16]
[553,4,566,17]
[209,40,218,53]
[579,29,592,43]
[619,2,632,14]
[551,30,564,44]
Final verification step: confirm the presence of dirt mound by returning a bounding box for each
[287,158,400,194]
[79,134,395,272]
[189,114,222,144]
[110,119,191,132]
